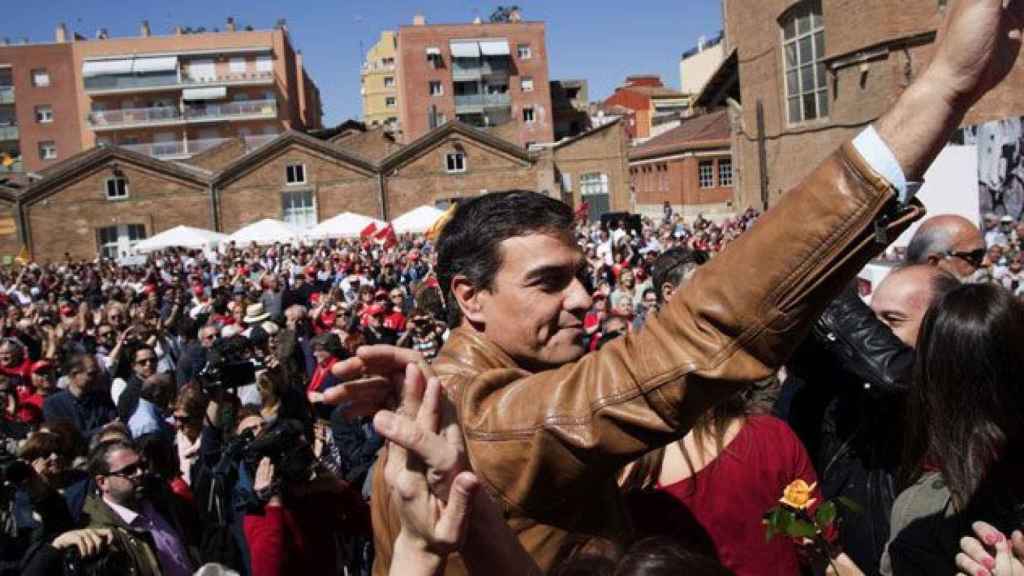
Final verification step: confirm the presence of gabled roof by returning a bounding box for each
[629,109,731,161]
[331,126,404,163]
[22,145,212,206]
[552,117,622,150]
[0,185,18,204]
[214,130,378,187]
[380,121,532,172]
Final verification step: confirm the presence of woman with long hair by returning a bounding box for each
[881,283,1024,574]
[619,385,824,575]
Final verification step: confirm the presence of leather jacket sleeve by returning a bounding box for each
[457,143,925,516]
[812,284,914,395]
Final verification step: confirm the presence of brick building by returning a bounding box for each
[394,11,554,147]
[601,75,690,141]
[0,18,322,175]
[629,109,734,218]
[721,0,1024,210]
[13,118,631,261]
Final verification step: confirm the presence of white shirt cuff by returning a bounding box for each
[852,125,922,204]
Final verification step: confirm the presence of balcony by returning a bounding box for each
[452,59,510,81]
[0,87,13,105]
[454,93,511,111]
[119,134,279,161]
[84,71,276,96]
[0,125,18,141]
[88,99,278,131]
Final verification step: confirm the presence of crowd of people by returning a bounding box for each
[0,1,1022,575]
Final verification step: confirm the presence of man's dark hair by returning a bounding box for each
[436,190,573,327]
[905,225,953,265]
[88,438,136,477]
[651,247,707,303]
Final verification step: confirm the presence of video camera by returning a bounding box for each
[237,420,315,485]
[196,335,259,392]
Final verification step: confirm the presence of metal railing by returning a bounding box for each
[119,134,280,160]
[452,60,510,81]
[185,99,277,122]
[89,106,181,127]
[454,93,511,108]
[0,125,18,141]
[84,71,275,93]
[0,87,13,105]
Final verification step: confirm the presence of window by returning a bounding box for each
[427,48,442,68]
[782,0,827,124]
[580,173,609,196]
[256,55,273,73]
[230,57,247,73]
[385,96,396,108]
[520,76,534,92]
[719,159,733,187]
[446,152,466,173]
[435,113,446,125]
[429,81,443,96]
[34,105,53,123]
[285,164,306,185]
[517,44,532,59]
[698,160,715,188]
[98,224,146,260]
[188,59,216,81]
[38,141,57,161]
[105,177,129,199]
[523,107,535,123]
[282,190,316,229]
[384,76,395,88]
[31,69,50,87]
[382,57,395,66]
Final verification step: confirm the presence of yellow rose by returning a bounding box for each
[779,479,817,510]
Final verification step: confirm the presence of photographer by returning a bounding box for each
[396,308,443,361]
[243,419,371,576]
[80,439,198,576]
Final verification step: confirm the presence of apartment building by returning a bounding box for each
[394,11,554,147]
[0,18,322,173]
[361,31,399,129]
[601,75,690,141]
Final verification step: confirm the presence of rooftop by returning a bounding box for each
[629,109,730,160]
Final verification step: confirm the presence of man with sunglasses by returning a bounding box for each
[905,214,986,281]
[82,439,197,576]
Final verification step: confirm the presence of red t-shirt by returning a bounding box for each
[647,415,822,576]
[383,311,406,333]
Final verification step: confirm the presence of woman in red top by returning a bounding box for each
[16,360,56,425]
[621,391,824,576]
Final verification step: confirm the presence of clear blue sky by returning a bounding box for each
[1,0,723,125]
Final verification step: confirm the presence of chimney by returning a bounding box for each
[140,20,151,37]
[96,28,109,40]
[55,23,68,43]
[509,8,522,22]
[412,13,426,26]
[226,17,236,32]
[174,25,183,36]
[274,18,288,32]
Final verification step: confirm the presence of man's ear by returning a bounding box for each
[451,275,485,325]
[926,253,942,266]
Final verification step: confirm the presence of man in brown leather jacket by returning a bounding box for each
[355,1,1024,573]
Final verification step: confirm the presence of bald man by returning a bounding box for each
[870,265,961,348]
[905,214,986,281]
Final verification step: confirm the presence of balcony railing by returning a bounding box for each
[454,93,511,109]
[119,134,280,160]
[88,99,278,130]
[0,87,13,105]
[0,125,18,141]
[185,99,277,122]
[84,71,275,94]
[452,59,510,81]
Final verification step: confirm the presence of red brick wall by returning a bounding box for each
[396,21,554,146]
[632,153,733,209]
[25,161,210,261]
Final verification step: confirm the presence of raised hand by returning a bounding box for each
[955,521,1024,576]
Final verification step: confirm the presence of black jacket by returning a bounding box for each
[783,286,913,576]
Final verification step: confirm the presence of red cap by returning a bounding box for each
[192,285,205,296]
[305,266,317,277]
[30,360,52,374]
[143,283,158,295]
[59,304,75,317]
[363,304,386,317]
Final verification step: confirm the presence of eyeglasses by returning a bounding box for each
[135,357,157,365]
[946,249,986,269]
[106,461,145,479]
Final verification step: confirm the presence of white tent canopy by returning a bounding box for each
[133,225,227,253]
[391,205,445,235]
[227,219,302,245]
[306,212,384,239]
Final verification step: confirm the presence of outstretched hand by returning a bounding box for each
[929,0,1024,107]
[324,345,425,416]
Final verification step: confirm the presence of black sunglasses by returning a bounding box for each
[946,249,986,268]
[107,461,145,479]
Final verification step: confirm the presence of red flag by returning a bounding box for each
[375,223,398,250]
[360,222,378,239]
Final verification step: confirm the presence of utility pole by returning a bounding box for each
[756,99,769,212]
